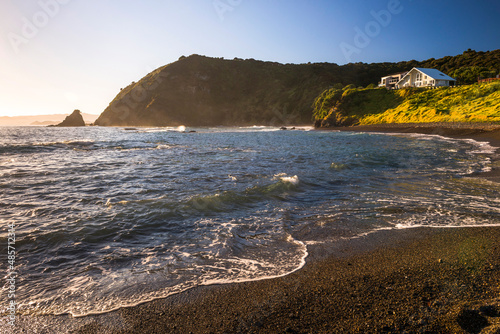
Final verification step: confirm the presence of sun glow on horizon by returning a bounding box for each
[0,1,498,118]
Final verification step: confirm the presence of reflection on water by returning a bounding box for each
[0,126,498,317]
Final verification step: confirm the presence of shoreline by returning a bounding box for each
[60,227,500,334]
[320,122,500,147]
[16,123,500,333]
[320,123,500,183]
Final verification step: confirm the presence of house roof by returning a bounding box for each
[415,68,456,81]
[381,72,407,79]
[398,68,456,83]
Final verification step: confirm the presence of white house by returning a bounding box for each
[396,68,456,88]
[378,72,408,89]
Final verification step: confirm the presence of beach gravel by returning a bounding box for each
[70,227,500,334]
[29,123,500,334]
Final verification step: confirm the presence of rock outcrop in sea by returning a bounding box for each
[54,110,86,127]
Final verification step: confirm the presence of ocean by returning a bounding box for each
[1,126,499,318]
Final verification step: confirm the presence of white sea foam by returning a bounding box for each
[155,144,173,150]
[237,126,281,132]
[58,240,309,318]
[462,138,498,154]
[280,175,299,185]
[12,212,310,318]
[137,126,188,133]
[6,125,500,321]
[383,131,498,155]
[272,173,300,185]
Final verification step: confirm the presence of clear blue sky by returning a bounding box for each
[1,0,499,117]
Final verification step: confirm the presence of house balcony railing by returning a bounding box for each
[478,77,500,84]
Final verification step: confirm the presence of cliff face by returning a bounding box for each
[95,55,402,127]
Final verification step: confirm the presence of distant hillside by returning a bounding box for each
[0,113,99,126]
[313,81,500,127]
[95,50,500,127]
[95,55,383,126]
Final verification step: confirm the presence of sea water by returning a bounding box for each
[0,126,499,318]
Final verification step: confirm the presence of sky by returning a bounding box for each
[0,0,499,117]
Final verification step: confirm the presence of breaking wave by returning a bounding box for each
[0,126,497,318]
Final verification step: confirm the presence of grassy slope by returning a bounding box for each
[95,50,500,126]
[314,82,500,126]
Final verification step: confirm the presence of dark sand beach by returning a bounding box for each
[72,227,500,334]
[26,124,500,334]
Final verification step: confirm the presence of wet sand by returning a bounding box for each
[70,228,500,334]
[17,123,500,334]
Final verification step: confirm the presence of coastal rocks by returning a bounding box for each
[480,305,500,317]
[449,302,500,334]
[54,110,86,127]
[456,309,489,333]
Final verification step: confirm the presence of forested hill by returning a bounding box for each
[409,49,500,85]
[94,55,400,127]
[95,50,499,127]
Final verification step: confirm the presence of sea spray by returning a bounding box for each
[0,126,498,317]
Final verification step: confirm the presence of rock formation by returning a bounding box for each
[55,110,86,127]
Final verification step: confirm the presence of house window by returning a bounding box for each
[416,73,422,81]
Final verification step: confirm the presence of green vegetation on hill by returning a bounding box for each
[96,55,380,126]
[97,53,447,127]
[313,82,500,127]
[95,50,500,127]
[417,49,500,85]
